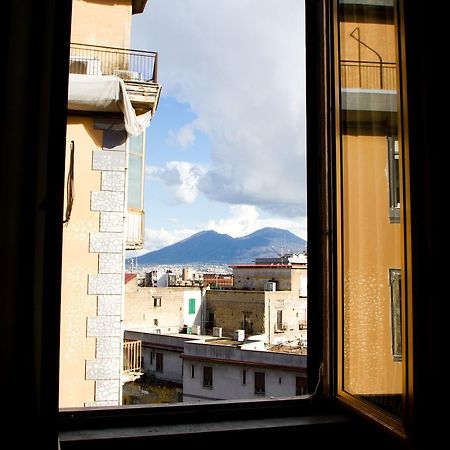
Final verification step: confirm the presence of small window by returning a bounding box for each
[191,364,195,379]
[275,310,284,332]
[153,319,158,326]
[127,132,145,209]
[388,137,400,223]
[203,366,213,388]
[254,372,265,395]
[390,269,402,361]
[155,352,163,373]
[296,376,307,396]
[188,298,195,314]
[242,369,247,385]
[153,296,161,307]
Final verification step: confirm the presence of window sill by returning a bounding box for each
[59,412,352,449]
[58,397,408,449]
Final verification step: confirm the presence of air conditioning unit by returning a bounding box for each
[212,327,222,337]
[69,55,102,75]
[233,329,245,342]
[190,325,201,335]
[114,69,143,81]
[264,281,277,291]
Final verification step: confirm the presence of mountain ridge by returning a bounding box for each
[130,227,306,265]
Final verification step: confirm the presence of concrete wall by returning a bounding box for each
[182,342,306,402]
[206,290,266,338]
[232,266,293,291]
[124,280,203,333]
[60,119,129,407]
[264,291,306,344]
[124,331,202,384]
[206,289,304,344]
[59,117,102,407]
[70,0,133,49]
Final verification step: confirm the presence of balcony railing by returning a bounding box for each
[123,340,142,373]
[69,43,158,83]
[126,208,145,250]
[341,60,396,90]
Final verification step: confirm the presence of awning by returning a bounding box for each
[67,74,152,136]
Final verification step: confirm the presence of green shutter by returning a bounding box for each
[188,298,195,314]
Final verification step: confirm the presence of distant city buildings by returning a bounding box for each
[123,254,308,404]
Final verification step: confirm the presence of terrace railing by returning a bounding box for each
[69,43,158,83]
[341,59,396,90]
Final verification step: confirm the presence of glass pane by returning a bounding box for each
[128,154,143,208]
[129,132,144,154]
[337,0,404,418]
[61,0,307,409]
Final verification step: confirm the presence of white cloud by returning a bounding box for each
[133,0,306,218]
[146,161,206,204]
[143,204,307,252]
[144,226,199,251]
[166,123,196,150]
[207,204,307,240]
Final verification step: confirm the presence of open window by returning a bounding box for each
[4,0,443,448]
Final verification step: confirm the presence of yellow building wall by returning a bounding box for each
[59,117,102,408]
[206,290,266,338]
[340,21,397,90]
[70,0,133,49]
[340,22,397,63]
[342,133,402,395]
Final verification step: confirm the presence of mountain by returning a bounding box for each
[131,227,306,265]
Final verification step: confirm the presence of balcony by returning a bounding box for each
[123,339,143,383]
[340,60,397,128]
[340,59,396,90]
[69,43,161,114]
[126,208,145,250]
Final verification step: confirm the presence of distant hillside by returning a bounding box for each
[131,227,306,265]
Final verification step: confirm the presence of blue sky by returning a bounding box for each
[131,0,306,252]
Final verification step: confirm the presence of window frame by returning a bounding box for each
[254,371,266,395]
[20,0,433,446]
[203,366,213,388]
[6,0,445,448]
[333,0,412,438]
[58,0,328,431]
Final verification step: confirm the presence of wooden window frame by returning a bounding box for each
[5,1,443,448]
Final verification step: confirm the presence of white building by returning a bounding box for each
[182,338,307,403]
[124,274,205,334]
[123,330,307,404]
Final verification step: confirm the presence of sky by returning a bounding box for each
[131,0,306,252]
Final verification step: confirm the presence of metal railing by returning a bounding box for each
[123,340,142,373]
[341,60,396,90]
[69,43,158,82]
[126,208,145,250]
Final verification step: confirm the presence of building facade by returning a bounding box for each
[59,0,161,407]
[182,338,307,403]
[124,275,204,334]
[206,263,307,345]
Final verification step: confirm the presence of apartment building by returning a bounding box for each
[183,339,306,403]
[123,330,306,404]
[206,262,307,345]
[123,273,204,334]
[59,0,161,408]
